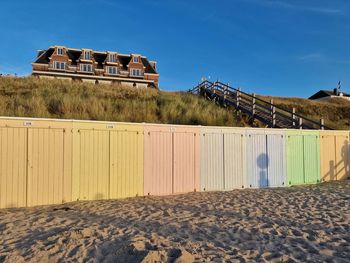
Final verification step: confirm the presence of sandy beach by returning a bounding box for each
[1,181,349,262]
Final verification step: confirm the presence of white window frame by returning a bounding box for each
[107,66,117,75]
[53,61,66,70]
[57,48,64,55]
[133,56,139,63]
[83,50,91,60]
[80,64,92,72]
[108,53,117,63]
[130,68,142,77]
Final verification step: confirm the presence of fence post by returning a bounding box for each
[320,118,324,130]
[236,88,240,108]
[216,82,219,94]
[224,84,227,101]
[270,99,276,127]
[252,93,256,116]
[270,99,273,124]
[299,118,303,129]
[270,99,273,112]
[292,108,296,127]
[227,83,230,104]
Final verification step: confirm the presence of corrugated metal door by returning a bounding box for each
[77,130,110,200]
[27,128,65,206]
[0,127,27,208]
[303,133,320,184]
[144,128,173,195]
[320,134,336,182]
[335,133,350,181]
[287,133,304,186]
[224,133,245,189]
[173,131,199,194]
[246,133,268,188]
[267,133,286,187]
[200,132,224,191]
[110,130,143,199]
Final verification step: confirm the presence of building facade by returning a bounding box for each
[32,46,159,88]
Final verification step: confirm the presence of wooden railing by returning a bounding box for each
[189,80,332,130]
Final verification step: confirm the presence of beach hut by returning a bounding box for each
[286,130,320,186]
[201,127,246,191]
[245,129,286,188]
[144,124,200,196]
[72,121,144,201]
[0,117,73,208]
[320,131,350,182]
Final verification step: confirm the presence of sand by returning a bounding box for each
[1,181,350,262]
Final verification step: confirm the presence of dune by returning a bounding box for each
[0,181,349,262]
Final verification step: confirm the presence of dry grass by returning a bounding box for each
[0,77,240,127]
[260,95,350,130]
[1,77,347,129]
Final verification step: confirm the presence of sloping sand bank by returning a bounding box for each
[1,181,350,262]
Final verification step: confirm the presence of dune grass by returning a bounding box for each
[0,77,240,127]
[260,95,350,130]
[1,76,348,129]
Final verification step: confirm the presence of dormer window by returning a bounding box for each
[57,48,64,55]
[108,53,117,63]
[83,50,91,60]
[133,56,139,63]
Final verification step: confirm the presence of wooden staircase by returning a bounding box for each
[189,80,332,130]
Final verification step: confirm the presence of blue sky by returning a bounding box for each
[0,0,349,97]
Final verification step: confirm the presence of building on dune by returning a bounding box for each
[32,45,159,88]
[309,90,350,101]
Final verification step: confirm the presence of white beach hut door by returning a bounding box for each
[267,134,286,187]
[246,134,268,188]
[224,133,245,189]
[200,133,224,191]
